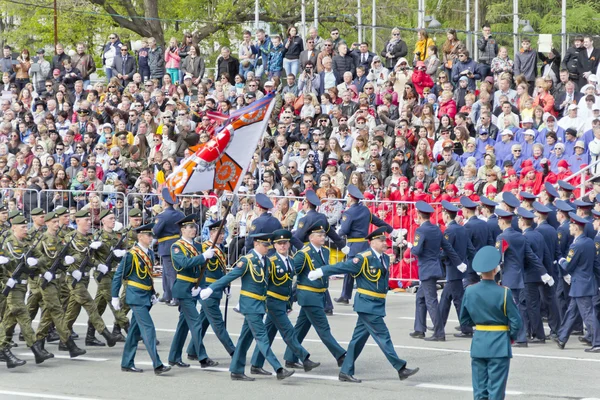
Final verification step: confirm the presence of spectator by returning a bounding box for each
[283,26,304,76]
[477,24,498,77]
[148,37,166,86]
[102,34,121,80]
[514,38,538,94]
[451,49,480,91]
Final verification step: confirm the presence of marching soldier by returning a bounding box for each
[0,205,11,321]
[499,192,521,232]
[31,211,86,358]
[283,222,347,369]
[540,182,560,229]
[573,199,597,239]
[186,220,236,364]
[25,208,46,325]
[459,246,522,400]
[167,214,216,368]
[461,197,493,286]
[111,222,171,375]
[201,232,295,381]
[586,209,600,347]
[87,210,130,346]
[480,196,502,242]
[0,211,23,348]
[308,226,420,383]
[117,208,144,322]
[250,229,321,375]
[62,209,119,348]
[245,194,282,253]
[557,180,575,210]
[153,188,184,306]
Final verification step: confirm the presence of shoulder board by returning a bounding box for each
[300,246,310,253]
[360,250,372,257]
[269,256,278,261]
[245,253,255,259]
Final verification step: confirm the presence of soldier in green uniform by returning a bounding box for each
[459,246,523,400]
[250,229,320,375]
[200,233,295,382]
[116,209,143,322]
[123,146,148,183]
[111,222,171,375]
[26,207,46,324]
[62,209,119,348]
[87,210,130,346]
[0,210,23,348]
[309,226,420,383]
[0,205,11,322]
[0,215,53,364]
[32,212,86,358]
[117,131,131,158]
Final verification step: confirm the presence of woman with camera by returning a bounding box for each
[381,28,408,72]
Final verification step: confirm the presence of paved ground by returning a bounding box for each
[2,278,600,400]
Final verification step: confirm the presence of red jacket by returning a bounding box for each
[438,98,457,121]
[411,70,434,97]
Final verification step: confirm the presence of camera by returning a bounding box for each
[304,66,312,73]
[168,117,176,124]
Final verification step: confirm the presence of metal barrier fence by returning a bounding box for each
[0,187,40,224]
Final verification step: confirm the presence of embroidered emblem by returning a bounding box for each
[237,261,244,268]
[173,247,180,254]
[250,224,256,232]
[495,241,500,249]
[342,215,347,221]
[353,257,359,264]
[298,222,304,229]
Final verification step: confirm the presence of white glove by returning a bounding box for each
[43,271,53,282]
[113,249,127,258]
[400,229,408,236]
[402,240,413,249]
[307,268,324,281]
[541,273,552,284]
[71,270,82,281]
[200,288,213,300]
[0,256,8,264]
[111,297,121,310]
[97,264,109,274]
[202,248,215,260]
[336,225,343,235]
[26,257,38,267]
[563,274,571,284]
[6,278,16,288]
[90,241,102,250]
[191,287,201,297]
[457,263,467,273]
[224,286,231,299]
[540,158,548,165]
[547,276,555,287]
[341,246,350,255]
[391,229,401,238]
[64,255,75,265]
[151,294,159,305]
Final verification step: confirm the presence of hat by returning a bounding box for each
[52,69,60,75]
[416,201,434,214]
[207,219,223,230]
[306,222,327,236]
[446,183,458,193]
[129,208,142,217]
[568,104,578,111]
[516,207,535,219]
[77,108,90,115]
[565,128,577,137]
[441,200,459,213]
[501,129,514,137]
[557,159,570,169]
[250,232,272,244]
[574,140,586,149]
[520,190,537,201]
[347,184,364,200]
[99,209,112,220]
[116,131,128,139]
[429,183,441,192]
[544,182,559,199]
[102,123,112,130]
[522,117,534,124]
[11,215,27,225]
[36,49,45,54]
[255,193,274,209]
[245,92,256,99]
[366,226,393,241]
[544,113,556,121]
[459,76,469,82]
[176,214,199,226]
[416,61,426,68]
[269,229,292,243]
[75,209,90,218]
[264,81,274,87]
[501,192,520,209]
[161,187,176,205]
[135,222,155,234]
[480,196,498,208]
[555,200,574,212]
[532,201,551,214]
[44,212,58,222]
[166,99,177,106]
[589,74,598,83]
[8,210,22,220]
[479,128,489,135]
[593,209,600,219]
[0,205,7,213]
[495,208,514,219]
[569,212,589,226]
[326,159,338,167]
[31,208,45,216]
[183,74,193,80]
[472,246,501,273]
[435,164,447,172]
[524,129,535,136]
[305,190,321,207]
[558,180,575,191]
[460,196,478,209]
[573,199,593,208]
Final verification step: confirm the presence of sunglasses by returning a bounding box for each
[299,148,308,151]
[45,84,53,87]
[303,180,312,183]
[393,33,400,36]
[109,36,116,39]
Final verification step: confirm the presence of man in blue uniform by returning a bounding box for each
[250,229,320,375]
[186,220,236,365]
[308,226,420,383]
[245,194,282,252]
[153,188,185,306]
[540,182,560,229]
[586,210,600,348]
[495,208,547,347]
[335,184,391,305]
[573,199,597,239]
[554,212,600,353]
[111,223,171,375]
[200,233,295,381]
[500,192,521,232]
[461,197,492,286]
[439,201,476,338]
[167,214,216,368]
[557,180,575,210]
[409,201,464,341]
[284,222,347,368]
[516,207,554,344]
[480,196,502,242]
[460,246,522,400]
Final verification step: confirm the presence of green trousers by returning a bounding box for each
[36,282,71,343]
[64,279,107,333]
[27,277,43,320]
[0,287,36,347]
[471,357,511,400]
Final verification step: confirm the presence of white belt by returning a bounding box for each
[66,272,89,277]
[39,274,62,279]
[19,280,28,285]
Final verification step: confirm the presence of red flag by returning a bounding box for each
[501,239,509,253]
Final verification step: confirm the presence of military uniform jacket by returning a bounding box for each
[31,232,63,285]
[245,213,282,250]
[339,203,390,257]
[411,221,462,281]
[66,231,99,284]
[544,202,559,229]
[522,228,550,284]
[153,206,184,256]
[594,234,600,289]
[557,220,574,270]
[27,225,46,244]
[322,249,390,316]
[111,244,155,306]
[124,227,138,249]
[560,234,597,297]
[2,235,31,289]
[292,244,330,307]
[210,250,268,314]
[486,214,502,243]
[496,227,541,290]
[536,221,560,279]
[93,230,120,279]
[459,280,522,359]
[171,238,205,300]
[265,253,295,312]
[444,221,476,281]
[583,215,596,239]
[292,209,345,250]
[198,241,228,300]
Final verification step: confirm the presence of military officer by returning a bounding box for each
[153,187,185,306]
[250,229,321,375]
[0,210,24,347]
[499,192,522,232]
[409,201,464,341]
[540,182,560,229]
[0,205,11,322]
[480,196,502,242]
[63,209,119,348]
[111,223,171,375]
[200,233,295,381]
[461,197,493,286]
[309,226,420,383]
[0,215,53,364]
[118,208,143,320]
[335,184,391,305]
[554,212,600,353]
[245,194,282,252]
[573,199,597,239]
[459,246,522,400]
[25,207,46,324]
[186,220,236,365]
[557,180,575,210]
[586,209,600,347]
[439,201,476,338]
[88,210,130,346]
[167,214,216,368]
[283,222,347,368]
[31,211,86,358]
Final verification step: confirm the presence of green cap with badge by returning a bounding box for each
[129,209,141,217]
[44,212,58,222]
[99,209,112,220]
[11,215,27,225]
[31,208,45,216]
[54,207,68,216]
[75,209,90,219]
[8,211,22,220]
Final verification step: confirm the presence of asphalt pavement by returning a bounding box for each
[2,278,600,400]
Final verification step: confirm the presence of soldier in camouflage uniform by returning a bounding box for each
[0,210,23,347]
[0,206,11,322]
[26,208,47,326]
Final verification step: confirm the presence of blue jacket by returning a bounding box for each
[522,227,550,283]
[338,203,391,257]
[559,234,598,297]
[486,215,502,243]
[293,244,330,307]
[411,221,462,281]
[495,227,543,289]
[464,216,493,276]
[443,221,476,281]
[536,220,560,279]
[292,209,345,250]
[451,57,480,90]
[111,245,154,306]
[153,206,184,256]
[245,212,282,250]
[557,220,574,275]
[265,252,295,312]
[171,239,206,300]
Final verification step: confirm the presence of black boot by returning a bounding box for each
[65,338,86,358]
[58,341,68,351]
[112,324,126,342]
[100,328,118,348]
[47,327,60,343]
[122,322,130,334]
[18,332,24,342]
[31,340,53,364]
[86,325,105,347]
[38,338,54,359]
[2,347,26,368]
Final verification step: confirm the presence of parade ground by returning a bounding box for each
[3,278,599,400]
